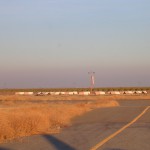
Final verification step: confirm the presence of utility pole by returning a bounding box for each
[88,72,95,94]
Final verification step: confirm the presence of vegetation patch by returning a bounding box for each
[0,100,118,143]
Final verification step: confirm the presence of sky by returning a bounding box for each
[0,0,150,88]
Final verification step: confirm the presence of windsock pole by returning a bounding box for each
[88,72,95,94]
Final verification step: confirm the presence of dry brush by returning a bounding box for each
[0,100,118,143]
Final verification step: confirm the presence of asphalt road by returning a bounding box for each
[0,100,150,150]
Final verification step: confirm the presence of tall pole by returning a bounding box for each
[88,72,95,94]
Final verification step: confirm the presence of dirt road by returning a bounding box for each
[0,100,150,150]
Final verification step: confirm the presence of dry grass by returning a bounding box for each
[107,95,150,100]
[0,100,118,143]
[0,94,150,101]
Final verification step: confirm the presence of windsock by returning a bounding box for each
[91,75,95,85]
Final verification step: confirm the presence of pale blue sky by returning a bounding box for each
[0,0,150,88]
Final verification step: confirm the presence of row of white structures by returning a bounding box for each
[15,91,148,96]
